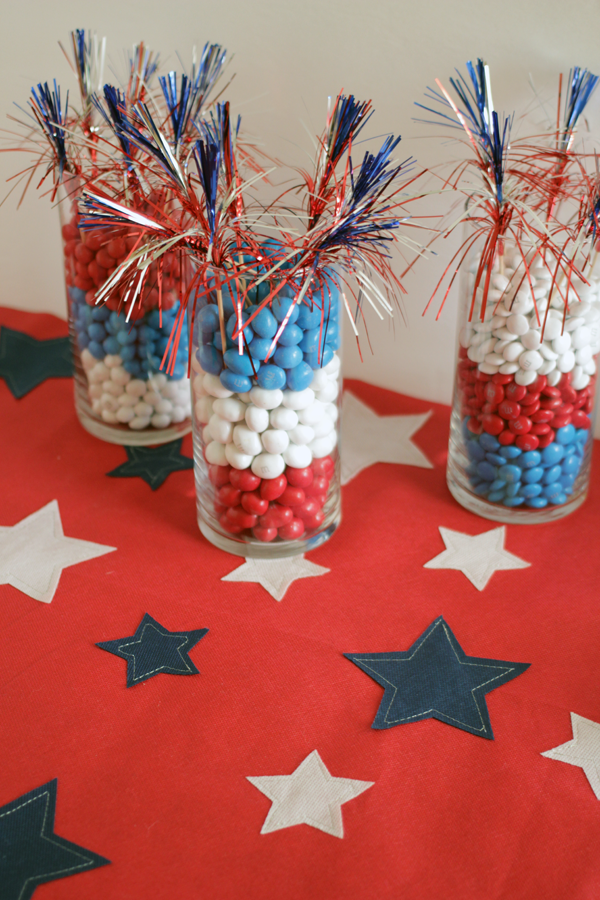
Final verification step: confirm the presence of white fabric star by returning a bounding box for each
[423,525,530,591]
[341,391,432,484]
[222,555,329,602]
[248,750,373,838]
[542,713,600,800]
[0,500,116,603]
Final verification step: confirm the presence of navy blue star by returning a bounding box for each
[96,613,208,687]
[0,779,109,900]
[106,439,194,490]
[0,326,72,398]
[345,616,530,739]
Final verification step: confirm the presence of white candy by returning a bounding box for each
[101,409,119,423]
[205,441,228,465]
[511,295,534,315]
[538,359,556,375]
[298,400,326,426]
[546,369,561,386]
[584,359,597,375]
[155,399,173,415]
[479,363,499,374]
[494,328,519,342]
[317,380,339,403]
[473,321,494,333]
[261,429,290,454]
[213,397,246,422]
[309,432,337,458]
[324,402,339,422]
[134,401,154,418]
[251,452,286,478]
[191,354,204,374]
[515,368,537,385]
[541,317,562,342]
[110,366,130,386]
[539,343,558,361]
[565,316,584,332]
[507,314,529,336]
[499,362,519,374]
[104,354,122,368]
[233,424,263,456]
[269,407,298,430]
[575,345,593,365]
[572,325,592,350]
[503,342,524,362]
[557,350,575,373]
[148,372,167,391]
[129,415,151,430]
[552,333,571,355]
[282,444,313,468]
[249,386,283,409]
[92,398,102,414]
[208,413,234,444]
[459,326,472,348]
[151,414,172,429]
[519,350,543,371]
[102,380,122,397]
[171,406,187,423]
[484,353,505,365]
[571,371,590,390]
[118,393,137,407]
[311,415,334,438]
[521,330,541,351]
[126,379,147,397]
[237,391,252,403]
[202,424,212,443]
[203,373,234,398]
[195,396,214,424]
[193,374,206,397]
[81,348,95,370]
[89,384,103,400]
[282,388,315,410]
[89,362,110,384]
[116,406,135,423]
[324,354,341,376]
[245,405,270,433]
[492,273,509,290]
[100,394,119,412]
[310,368,331,391]
[288,424,315,445]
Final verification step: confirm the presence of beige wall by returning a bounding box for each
[1,0,600,426]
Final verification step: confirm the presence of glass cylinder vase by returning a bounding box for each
[447,236,599,523]
[191,271,342,557]
[59,181,192,445]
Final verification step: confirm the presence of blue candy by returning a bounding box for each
[296,304,323,330]
[553,492,568,505]
[251,306,278,338]
[77,331,90,349]
[489,479,507,492]
[272,295,299,325]
[146,310,162,329]
[169,363,186,380]
[91,305,110,321]
[541,443,564,466]
[87,340,104,359]
[223,348,258,376]
[479,433,500,452]
[503,496,525,506]
[542,483,563,501]
[87,323,106,342]
[520,450,542,469]
[474,482,490,496]
[277,323,304,346]
[498,464,521,483]
[304,346,334,369]
[119,345,136,361]
[220,369,252,393]
[138,324,159,343]
[70,287,87,304]
[523,466,544,484]
[521,483,542,499]
[286,361,314,391]
[247,337,273,361]
[467,442,486,462]
[488,490,505,502]
[505,482,521,497]
[561,454,580,475]
[123,359,142,375]
[477,461,497,481]
[226,312,254,345]
[542,464,562,484]
[197,304,221,333]
[198,344,223,375]
[213,332,234,352]
[299,327,325,354]
[257,364,286,390]
[526,497,548,508]
[486,452,506,466]
[499,445,522,459]
[556,424,576,445]
[103,336,120,355]
[274,345,302,369]
[117,328,137,346]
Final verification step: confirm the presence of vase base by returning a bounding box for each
[75,406,192,446]
[446,475,588,524]
[198,513,341,559]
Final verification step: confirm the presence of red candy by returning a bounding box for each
[498,430,516,445]
[541,396,561,410]
[226,507,258,529]
[302,511,325,530]
[531,423,551,435]
[492,373,513,384]
[260,475,287,501]
[252,526,278,542]
[278,518,306,540]
[305,477,328,498]
[219,513,244,534]
[481,414,504,435]
[536,429,556,448]
[520,400,540,417]
[551,415,572,429]
[505,383,527,401]
[279,486,306,507]
[258,503,293,528]
[230,469,261,491]
[542,385,561,398]
[467,417,483,434]
[508,416,532,435]
[295,499,322,521]
[531,409,553,423]
[498,400,520,419]
[217,484,242,507]
[208,464,231,487]
[285,466,313,488]
[311,456,335,478]
[484,382,505,404]
[241,491,269,516]
[571,410,591,429]
[515,433,539,451]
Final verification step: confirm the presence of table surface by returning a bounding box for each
[1,305,600,900]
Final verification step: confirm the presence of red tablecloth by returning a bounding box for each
[1,306,600,900]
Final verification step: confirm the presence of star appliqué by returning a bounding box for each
[0,778,109,900]
[222,555,330,601]
[0,326,72,398]
[542,713,600,799]
[423,525,530,591]
[341,391,432,484]
[96,613,208,687]
[248,750,373,838]
[345,616,530,739]
[106,439,194,490]
[0,501,115,603]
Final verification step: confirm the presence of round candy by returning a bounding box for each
[249,386,284,410]
[220,370,252,393]
[479,433,500,452]
[241,491,269,516]
[232,424,263,456]
[286,361,314,392]
[225,506,258,529]
[208,413,234,444]
[481,414,504,435]
[261,429,290,454]
[523,466,543,483]
[285,466,313,488]
[198,344,223,375]
[309,434,337,458]
[556,424,576,445]
[279,518,306,540]
[245,405,270,433]
[282,388,315,410]
[251,306,278,338]
[272,296,299,324]
[499,445,522,459]
[296,304,323,330]
[515,434,539,451]
[259,475,287,500]
[506,383,528,401]
[507,314,529,335]
[498,464,521,483]
[203,373,234,398]
[283,443,313,468]
[277,324,303,346]
[251,453,286,479]
[257,365,287,391]
[300,327,325,355]
[270,407,299,430]
[259,503,294,529]
[247,337,272,361]
[226,312,254,345]
[542,465,562,485]
[520,450,542,468]
[498,399,520,419]
[312,455,335,478]
[217,484,242,507]
[279,486,306,507]
[295,498,323,522]
[252,525,278,542]
[298,400,326,426]
[223,348,258,377]
[197,305,221,332]
[208,464,232,487]
[225,443,254,470]
[304,347,334,369]
[521,483,543,499]
[274,345,302,369]
[205,441,228,466]
[508,416,532,434]
[213,398,246,422]
[561,454,580,475]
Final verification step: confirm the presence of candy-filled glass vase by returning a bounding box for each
[191,270,342,557]
[59,181,192,444]
[447,237,599,522]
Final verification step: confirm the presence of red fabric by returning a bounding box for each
[1,305,600,900]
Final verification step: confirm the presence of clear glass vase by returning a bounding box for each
[59,180,192,445]
[447,236,599,523]
[191,271,342,557]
